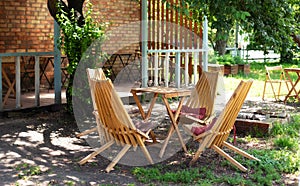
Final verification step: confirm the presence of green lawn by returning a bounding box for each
[130,60,300,185]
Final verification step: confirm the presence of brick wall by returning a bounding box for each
[0,0,141,81]
[0,0,54,53]
[91,0,141,54]
[0,0,141,54]
[90,0,141,76]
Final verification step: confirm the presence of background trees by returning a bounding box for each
[180,0,299,60]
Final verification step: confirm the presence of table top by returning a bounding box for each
[131,86,192,97]
[284,68,300,72]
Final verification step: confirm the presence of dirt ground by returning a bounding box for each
[0,101,299,186]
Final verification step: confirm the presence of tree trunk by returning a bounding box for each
[47,0,85,26]
[292,33,300,47]
[215,29,228,56]
[47,0,85,113]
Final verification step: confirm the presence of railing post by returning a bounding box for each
[34,56,40,106]
[154,52,159,86]
[175,52,181,88]
[193,52,198,84]
[0,57,2,110]
[16,56,21,108]
[184,53,189,86]
[202,16,208,72]
[141,0,148,87]
[54,20,61,104]
[164,52,170,87]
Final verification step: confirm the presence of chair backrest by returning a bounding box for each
[94,79,143,145]
[86,68,107,110]
[265,65,286,81]
[207,80,253,147]
[185,71,219,117]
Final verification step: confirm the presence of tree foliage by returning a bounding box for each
[47,0,106,112]
[179,0,299,58]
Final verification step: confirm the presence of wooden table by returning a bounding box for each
[130,86,192,157]
[284,68,300,103]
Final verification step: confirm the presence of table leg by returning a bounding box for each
[131,91,146,119]
[131,91,159,120]
[159,97,187,158]
[293,74,300,101]
[145,93,158,119]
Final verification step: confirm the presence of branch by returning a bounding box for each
[67,0,85,25]
[47,0,69,22]
[47,0,85,26]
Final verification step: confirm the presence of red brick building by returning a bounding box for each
[0,0,141,55]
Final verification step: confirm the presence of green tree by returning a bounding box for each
[47,0,106,112]
[179,0,299,58]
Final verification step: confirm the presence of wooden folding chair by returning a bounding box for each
[180,71,219,124]
[262,65,294,101]
[159,71,219,158]
[184,80,260,172]
[79,79,156,172]
[76,68,107,139]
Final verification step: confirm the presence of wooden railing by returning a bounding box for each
[0,52,63,111]
[146,0,206,88]
[147,0,202,50]
[147,49,207,88]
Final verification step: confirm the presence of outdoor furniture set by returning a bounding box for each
[78,67,260,173]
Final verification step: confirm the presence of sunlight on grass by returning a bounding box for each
[222,61,300,101]
[223,77,292,99]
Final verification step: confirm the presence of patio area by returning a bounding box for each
[1,88,66,112]
[0,86,299,185]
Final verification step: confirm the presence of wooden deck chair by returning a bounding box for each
[262,65,294,101]
[180,71,219,124]
[79,79,155,172]
[159,71,219,158]
[76,68,107,138]
[184,80,260,172]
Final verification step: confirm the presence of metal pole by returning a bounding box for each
[202,16,208,72]
[141,0,148,87]
[0,57,2,110]
[54,20,61,104]
[16,56,21,108]
[34,56,40,106]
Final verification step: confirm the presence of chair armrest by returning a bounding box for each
[183,113,216,125]
[135,129,151,139]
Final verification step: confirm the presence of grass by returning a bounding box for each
[222,61,300,100]
[132,115,300,185]
[131,60,300,185]
[15,163,43,180]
